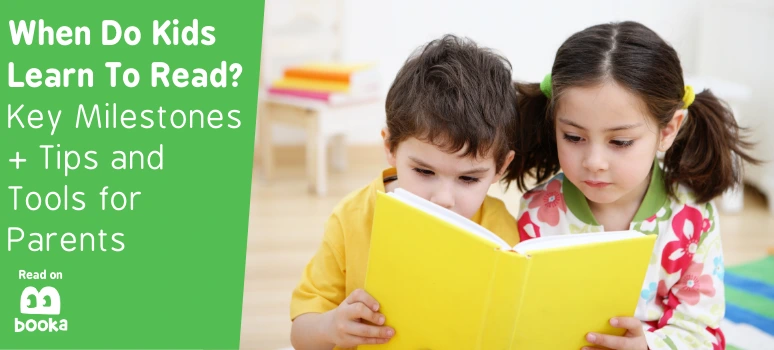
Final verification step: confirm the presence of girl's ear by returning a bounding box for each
[659,110,686,152]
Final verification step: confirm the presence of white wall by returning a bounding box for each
[261,0,706,146]
[690,0,774,202]
[342,0,702,83]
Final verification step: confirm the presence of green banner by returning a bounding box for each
[1,1,265,348]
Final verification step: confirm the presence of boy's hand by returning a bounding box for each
[322,288,395,348]
[582,317,648,350]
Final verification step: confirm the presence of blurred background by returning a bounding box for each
[242,0,774,349]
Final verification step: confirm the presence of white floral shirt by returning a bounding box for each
[516,160,726,350]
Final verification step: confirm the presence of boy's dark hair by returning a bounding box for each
[504,21,760,203]
[385,34,517,173]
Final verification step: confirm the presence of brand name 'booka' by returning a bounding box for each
[14,318,68,332]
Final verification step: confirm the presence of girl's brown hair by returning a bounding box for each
[504,21,760,204]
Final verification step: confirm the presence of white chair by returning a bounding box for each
[256,0,355,196]
[259,96,383,196]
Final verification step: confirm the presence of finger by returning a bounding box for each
[587,332,636,350]
[343,334,391,347]
[347,302,385,325]
[346,321,395,339]
[611,317,644,336]
[345,289,380,312]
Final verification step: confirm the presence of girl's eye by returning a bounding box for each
[611,140,634,148]
[563,134,582,143]
[459,176,480,184]
[413,168,434,176]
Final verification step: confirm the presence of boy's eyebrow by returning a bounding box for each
[409,156,489,175]
[409,156,437,170]
[558,118,643,132]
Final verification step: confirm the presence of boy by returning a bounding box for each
[289,34,520,349]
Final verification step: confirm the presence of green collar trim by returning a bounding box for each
[562,174,600,226]
[632,158,668,222]
[562,158,668,226]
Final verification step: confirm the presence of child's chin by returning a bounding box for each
[580,187,621,205]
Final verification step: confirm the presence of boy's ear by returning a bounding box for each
[659,110,686,152]
[381,127,397,167]
[492,150,515,184]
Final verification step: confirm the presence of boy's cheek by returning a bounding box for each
[459,185,489,213]
[398,177,430,200]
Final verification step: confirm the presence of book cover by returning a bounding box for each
[362,189,656,349]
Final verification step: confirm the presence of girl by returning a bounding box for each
[504,21,760,350]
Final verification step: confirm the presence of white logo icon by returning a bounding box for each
[20,286,60,315]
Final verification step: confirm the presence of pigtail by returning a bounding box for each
[663,89,761,203]
[502,81,560,192]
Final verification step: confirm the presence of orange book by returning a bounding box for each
[285,68,353,83]
[271,77,351,93]
[283,63,379,86]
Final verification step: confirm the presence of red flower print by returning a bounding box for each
[656,280,680,328]
[657,280,681,309]
[517,212,541,242]
[658,309,675,329]
[707,326,725,350]
[523,189,540,201]
[661,205,703,275]
[526,180,566,226]
[673,263,716,305]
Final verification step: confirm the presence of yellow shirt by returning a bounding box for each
[290,168,520,342]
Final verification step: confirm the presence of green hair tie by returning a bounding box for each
[540,73,552,99]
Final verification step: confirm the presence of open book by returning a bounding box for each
[362,188,657,349]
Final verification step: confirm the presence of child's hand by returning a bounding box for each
[322,288,395,348]
[582,317,648,350]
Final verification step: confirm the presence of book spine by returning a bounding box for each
[267,87,331,101]
[272,78,351,93]
[284,69,352,83]
[475,255,503,349]
[477,253,531,350]
[506,258,532,349]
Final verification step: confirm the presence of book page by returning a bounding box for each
[388,188,511,250]
[512,230,644,254]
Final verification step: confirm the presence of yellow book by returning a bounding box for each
[271,77,352,93]
[362,189,657,349]
[293,62,376,72]
[283,62,381,88]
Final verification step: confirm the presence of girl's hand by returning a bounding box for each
[582,317,648,350]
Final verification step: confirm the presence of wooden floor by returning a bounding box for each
[239,146,774,350]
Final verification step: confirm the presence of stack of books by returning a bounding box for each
[266,62,382,107]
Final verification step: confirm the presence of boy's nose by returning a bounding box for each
[430,186,455,210]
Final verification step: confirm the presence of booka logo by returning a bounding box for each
[21,286,60,315]
[15,286,68,332]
